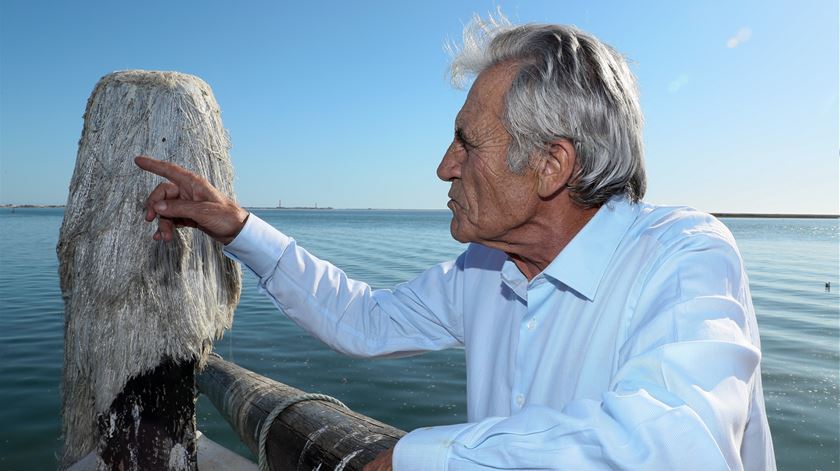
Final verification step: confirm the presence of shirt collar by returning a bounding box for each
[500,196,639,303]
[542,196,639,301]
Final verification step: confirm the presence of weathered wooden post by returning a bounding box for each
[58,70,242,470]
[198,355,405,471]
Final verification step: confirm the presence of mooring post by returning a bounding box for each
[58,70,241,470]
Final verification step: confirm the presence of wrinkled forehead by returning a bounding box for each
[456,61,521,129]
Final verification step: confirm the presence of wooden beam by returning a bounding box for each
[198,355,405,471]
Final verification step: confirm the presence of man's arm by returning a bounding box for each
[224,213,465,357]
[391,232,770,470]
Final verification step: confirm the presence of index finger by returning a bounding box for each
[134,156,200,187]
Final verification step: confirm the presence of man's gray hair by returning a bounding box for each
[448,12,646,207]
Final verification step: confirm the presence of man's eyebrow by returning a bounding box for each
[455,127,474,147]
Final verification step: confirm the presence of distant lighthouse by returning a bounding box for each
[277,199,282,208]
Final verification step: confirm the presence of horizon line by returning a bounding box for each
[2,204,839,219]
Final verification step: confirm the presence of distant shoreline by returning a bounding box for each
[249,206,334,210]
[2,204,838,219]
[711,213,839,219]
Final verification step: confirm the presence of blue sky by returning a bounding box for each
[1,0,837,213]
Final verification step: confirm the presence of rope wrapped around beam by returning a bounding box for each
[257,393,348,471]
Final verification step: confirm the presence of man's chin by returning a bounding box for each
[450,231,470,244]
[449,218,471,243]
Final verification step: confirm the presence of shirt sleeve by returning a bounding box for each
[393,231,765,470]
[223,213,465,358]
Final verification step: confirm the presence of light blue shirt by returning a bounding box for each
[224,197,775,470]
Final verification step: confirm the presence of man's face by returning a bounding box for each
[437,62,540,245]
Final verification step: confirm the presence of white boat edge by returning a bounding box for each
[66,430,258,471]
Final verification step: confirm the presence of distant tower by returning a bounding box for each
[315,202,318,209]
[278,199,282,209]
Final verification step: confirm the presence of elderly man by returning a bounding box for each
[136,15,775,471]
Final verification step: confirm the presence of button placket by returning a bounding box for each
[513,280,549,411]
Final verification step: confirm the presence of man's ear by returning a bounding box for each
[536,139,576,198]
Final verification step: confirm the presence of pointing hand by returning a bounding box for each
[134,156,249,245]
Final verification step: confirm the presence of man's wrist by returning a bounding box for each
[393,423,470,471]
[220,208,249,245]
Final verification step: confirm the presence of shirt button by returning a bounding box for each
[526,318,536,330]
[515,394,525,407]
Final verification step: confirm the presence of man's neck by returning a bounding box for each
[500,202,599,281]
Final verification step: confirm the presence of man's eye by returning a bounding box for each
[455,129,475,150]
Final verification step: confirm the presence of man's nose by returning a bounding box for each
[437,144,462,182]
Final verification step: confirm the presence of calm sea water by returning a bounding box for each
[0,208,837,470]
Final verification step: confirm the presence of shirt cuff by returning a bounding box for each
[393,423,470,471]
[223,213,293,278]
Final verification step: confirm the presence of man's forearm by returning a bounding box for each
[223,213,465,358]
